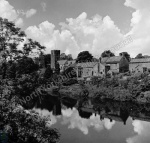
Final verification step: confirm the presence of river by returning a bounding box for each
[33,95,150,143]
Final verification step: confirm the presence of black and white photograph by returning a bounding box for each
[0,0,150,143]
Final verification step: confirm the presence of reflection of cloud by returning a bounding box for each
[126,120,150,143]
[33,108,57,127]
[61,108,115,135]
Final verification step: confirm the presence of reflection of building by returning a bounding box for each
[51,50,60,71]
[131,112,150,122]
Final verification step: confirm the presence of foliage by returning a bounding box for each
[5,61,17,79]
[0,17,25,59]
[62,78,78,86]
[61,67,77,79]
[119,52,130,62]
[60,53,73,61]
[76,51,93,63]
[44,54,51,68]
[135,53,144,59]
[0,96,60,143]
[15,56,39,77]
[101,50,115,58]
[44,66,53,79]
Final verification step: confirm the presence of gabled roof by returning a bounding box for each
[67,60,76,66]
[58,60,68,65]
[130,58,150,63]
[76,62,98,68]
[101,56,122,64]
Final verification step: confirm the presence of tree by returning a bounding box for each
[44,65,53,79]
[67,54,73,60]
[60,53,67,60]
[76,51,93,63]
[101,50,115,58]
[16,56,39,77]
[119,52,131,62]
[0,17,45,79]
[60,53,73,60]
[44,54,51,68]
[135,53,144,59]
[0,18,25,59]
[22,39,45,57]
[5,60,17,79]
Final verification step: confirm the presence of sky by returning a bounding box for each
[0,0,150,58]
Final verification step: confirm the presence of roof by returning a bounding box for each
[101,56,122,64]
[76,62,98,68]
[130,58,150,63]
[67,60,76,66]
[58,60,68,65]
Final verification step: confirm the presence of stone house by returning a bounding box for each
[67,60,76,67]
[129,58,150,73]
[76,62,103,79]
[100,55,129,74]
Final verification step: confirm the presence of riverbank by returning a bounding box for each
[58,73,150,104]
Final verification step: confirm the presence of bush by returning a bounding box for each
[62,78,78,86]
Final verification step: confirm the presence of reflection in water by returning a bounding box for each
[61,108,115,134]
[32,95,150,142]
[126,120,150,143]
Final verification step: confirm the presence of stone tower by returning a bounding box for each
[51,50,60,70]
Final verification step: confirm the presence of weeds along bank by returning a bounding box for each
[59,73,150,103]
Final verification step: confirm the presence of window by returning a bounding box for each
[143,67,147,72]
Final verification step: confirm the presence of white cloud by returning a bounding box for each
[15,18,24,27]
[61,108,115,135]
[0,0,24,27]
[26,9,37,18]
[0,0,18,21]
[126,120,150,143]
[118,0,150,57]
[25,12,124,58]
[25,0,150,58]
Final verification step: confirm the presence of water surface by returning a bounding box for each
[34,96,150,143]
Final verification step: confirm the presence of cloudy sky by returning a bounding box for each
[0,0,150,58]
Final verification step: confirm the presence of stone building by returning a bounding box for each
[129,58,150,73]
[100,55,129,74]
[76,62,101,79]
[51,50,60,71]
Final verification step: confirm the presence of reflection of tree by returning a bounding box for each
[78,109,92,119]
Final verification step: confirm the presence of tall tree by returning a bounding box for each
[119,52,131,62]
[0,18,25,59]
[76,51,93,63]
[101,50,115,58]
